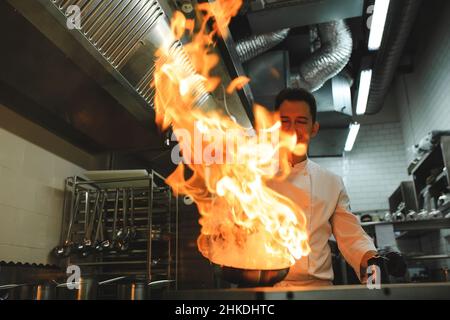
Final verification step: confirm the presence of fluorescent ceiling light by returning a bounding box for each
[368,0,391,51]
[345,123,361,152]
[356,69,372,115]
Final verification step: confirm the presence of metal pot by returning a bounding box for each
[55,277,98,300]
[117,282,147,300]
[212,264,290,287]
[7,283,56,300]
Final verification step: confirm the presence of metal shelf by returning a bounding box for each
[56,170,178,288]
[362,217,450,233]
[405,254,450,261]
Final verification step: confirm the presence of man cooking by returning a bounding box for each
[268,88,378,287]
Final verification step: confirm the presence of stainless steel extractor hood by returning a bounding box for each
[1,0,254,173]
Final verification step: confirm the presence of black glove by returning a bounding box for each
[383,251,407,277]
[367,255,390,284]
[366,251,408,285]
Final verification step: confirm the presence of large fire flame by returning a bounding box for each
[153,0,310,269]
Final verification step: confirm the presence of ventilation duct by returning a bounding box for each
[289,20,353,92]
[236,28,289,62]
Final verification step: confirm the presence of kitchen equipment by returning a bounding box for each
[76,277,98,300]
[93,191,107,252]
[428,209,443,219]
[438,193,450,207]
[33,283,56,300]
[117,281,147,300]
[83,170,151,188]
[57,170,177,292]
[416,209,429,220]
[115,189,129,251]
[406,210,417,221]
[81,191,102,257]
[126,188,137,241]
[360,214,373,223]
[53,191,81,258]
[98,191,112,251]
[384,212,392,222]
[107,189,120,251]
[397,202,406,212]
[212,264,290,287]
[74,191,91,254]
[4,282,57,300]
[394,211,405,222]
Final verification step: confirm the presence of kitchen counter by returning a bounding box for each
[164,282,450,300]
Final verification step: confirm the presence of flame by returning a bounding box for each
[226,76,250,94]
[153,0,310,269]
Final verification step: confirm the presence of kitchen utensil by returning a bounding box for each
[107,189,120,251]
[360,214,373,223]
[117,280,147,300]
[384,212,392,222]
[126,187,137,241]
[212,264,290,287]
[438,193,450,207]
[417,209,429,220]
[80,191,101,257]
[428,209,443,219]
[115,189,129,251]
[98,191,112,251]
[396,202,406,212]
[74,191,91,253]
[93,191,107,252]
[406,210,417,221]
[53,191,82,258]
[394,211,405,222]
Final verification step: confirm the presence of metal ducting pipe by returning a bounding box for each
[365,0,422,115]
[235,29,290,62]
[290,20,353,92]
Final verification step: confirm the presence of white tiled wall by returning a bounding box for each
[314,122,410,212]
[0,105,93,265]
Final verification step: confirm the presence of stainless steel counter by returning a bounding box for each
[164,282,450,300]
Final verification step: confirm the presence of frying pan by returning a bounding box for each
[212,264,290,287]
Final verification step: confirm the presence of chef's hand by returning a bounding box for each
[361,250,378,269]
[360,250,381,283]
[360,250,408,284]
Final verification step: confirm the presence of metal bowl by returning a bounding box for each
[212,264,289,287]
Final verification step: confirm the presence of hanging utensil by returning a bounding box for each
[80,191,101,257]
[127,187,137,240]
[116,189,129,251]
[75,191,91,253]
[106,188,120,251]
[53,191,81,258]
[93,191,107,252]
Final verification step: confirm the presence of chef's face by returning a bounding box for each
[279,100,319,146]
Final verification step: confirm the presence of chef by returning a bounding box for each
[268,88,378,287]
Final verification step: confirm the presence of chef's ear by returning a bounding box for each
[311,121,320,137]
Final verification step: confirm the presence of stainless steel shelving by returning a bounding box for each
[57,170,178,289]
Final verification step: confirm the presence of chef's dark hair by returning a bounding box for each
[274,88,317,123]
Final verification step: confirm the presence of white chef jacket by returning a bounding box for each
[267,159,377,287]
